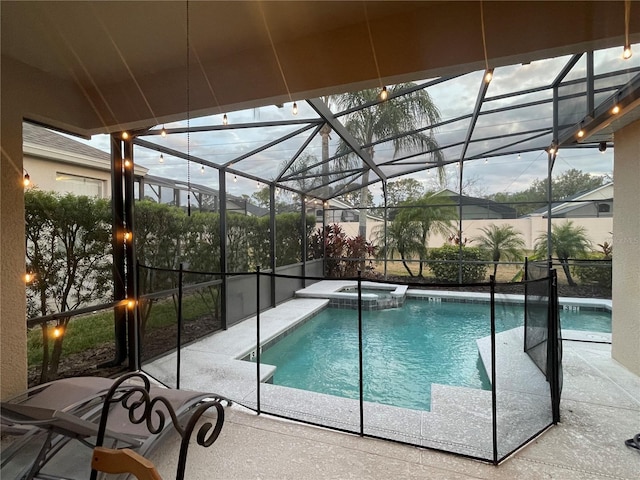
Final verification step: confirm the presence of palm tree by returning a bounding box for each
[374,192,456,277]
[474,224,526,278]
[373,213,423,276]
[534,221,591,286]
[332,84,444,238]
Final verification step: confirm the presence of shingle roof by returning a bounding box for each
[22,122,109,161]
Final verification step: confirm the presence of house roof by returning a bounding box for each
[438,189,517,217]
[23,122,110,162]
[528,182,614,217]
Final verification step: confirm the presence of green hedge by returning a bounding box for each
[574,253,612,289]
[428,245,488,282]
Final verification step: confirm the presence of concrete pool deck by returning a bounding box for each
[143,280,626,466]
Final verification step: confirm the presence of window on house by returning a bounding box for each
[56,172,104,197]
[598,203,611,213]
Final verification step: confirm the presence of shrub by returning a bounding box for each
[428,245,488,283]
[574,253,612,289]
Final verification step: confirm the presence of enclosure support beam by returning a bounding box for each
[270,184,276,307]
[104,134,128,368]
[219,170,228,330]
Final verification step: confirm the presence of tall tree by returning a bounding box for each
[534,221,592,286]
[474,224,526,277]
[333,84,444,238]
[490,169,607,216]
[387,178,425,206]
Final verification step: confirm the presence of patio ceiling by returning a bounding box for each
[3,1,640,200]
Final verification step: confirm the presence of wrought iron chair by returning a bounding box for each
[1,373,226,480]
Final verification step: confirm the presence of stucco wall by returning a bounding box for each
[23,156,112,198]
[333,217,613,251]
[612,119,640,376]
[1,117,28,399]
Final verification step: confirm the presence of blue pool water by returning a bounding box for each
[257,300,610,411]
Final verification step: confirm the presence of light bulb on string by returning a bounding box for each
[200,165,205,175]
[52,326,63,338]
[159,154,164,163]
[124,159,131,168]
[23,172,30,187]
[612,102,620,115]
[233,175,238,183]
[292,102,298,115]
[484,70,493,83]
[517,153,521,159]
[161,126,167,137]
[223,114,228,125]
[379,86,389,101]
[623,0,632,59]
[122,131,129,140]
[25,272,34,283]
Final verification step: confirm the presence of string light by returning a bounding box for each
[23,171,31,187]
[233,175,238,183]
[25,272,34,283]
[364,3,387,103]
[517,153,521,159]
[577,124,585,138]
[223,114,228,125]
[161,126,167,137]
[52,326,63,338]
[124,231,132,242]
[623,0,632,59]
[127,299,135,309]
[484,158,488,164]
[200,165,205,174]
[122,131,129,140]
[611,102,620,115]
[292,102,298,115]
[480,1,492,83]
[124,159,131,168]
[159,154,164,163]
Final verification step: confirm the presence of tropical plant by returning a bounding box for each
[534,221,592,286]
[332,84,444,238]
[308,224,375,277]
[474,224,526,277]
[375,192,456,277]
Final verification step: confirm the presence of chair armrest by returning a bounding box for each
[91,446,162,480]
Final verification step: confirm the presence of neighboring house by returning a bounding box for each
[22,122,133,198]
[317,197,383,224]
[527,183,613,218]
[437,189,518,219]
[140,174,268,216]
[23,123,266,216]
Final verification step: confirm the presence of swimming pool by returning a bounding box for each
[256,300,610,411]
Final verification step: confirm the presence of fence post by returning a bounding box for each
[256,266,261,415]
[176,263,183,390]
[523,257,529,353]
[548,269,561,424]
[357,269,364,436]
[490,275,498,464]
